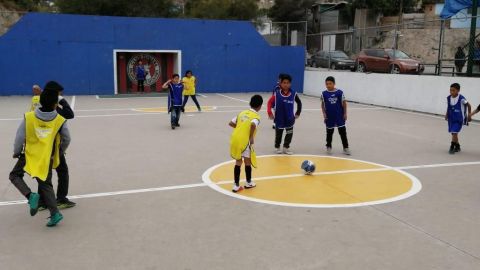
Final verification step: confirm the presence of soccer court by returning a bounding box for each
[0,93,479,270]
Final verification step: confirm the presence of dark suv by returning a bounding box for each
[310,50,356,70]
[355,49,424,74]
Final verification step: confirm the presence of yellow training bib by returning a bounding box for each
[24,112,66,181]
[30,96,41,112]
[182,76,196,96]
[230,110,260,167]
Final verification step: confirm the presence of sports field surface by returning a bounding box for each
[1,93,479,269]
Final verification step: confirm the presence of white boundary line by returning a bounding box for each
[216,94,249,103]
[202,155,423,208]
[3,157,480,208]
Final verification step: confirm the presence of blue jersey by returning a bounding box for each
[168,83,184,107]
[136,66,145,80]
[274,88,297,129]
[321,89,345,128]
[447,94,468,124]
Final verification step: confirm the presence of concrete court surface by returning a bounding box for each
[0,93,479,270]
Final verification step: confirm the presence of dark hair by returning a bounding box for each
[451,83,460,90]
[325,76,335,83]
[39,88,58,111]
[172,74,180,78]
[279,74,292,83]
[250,95,263,108]
[278,73,286,79]
[185,70,192,76]
[44,81,64,93]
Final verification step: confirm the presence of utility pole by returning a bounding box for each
[394,0,404,50]
[466,0,478,76]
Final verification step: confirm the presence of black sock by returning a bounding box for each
[25,192,31,200]
[234,165,241,186]
[245,165,252,183]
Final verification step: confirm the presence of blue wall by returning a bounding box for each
[0,13,305,95]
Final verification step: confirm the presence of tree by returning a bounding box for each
[56,0,179,18]
[268,0,316,22]
[184,0,259,20]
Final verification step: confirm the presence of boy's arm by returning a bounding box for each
[321,95,327,120]
[294,94,302,118]
[343,100,348,121]
[59,122,71,153]
[470,104,480,117]
[267,95,275,119]
[229,116,237,128]
[467,102,472,122]
[249,123,257,145]
[13,119,26,158]
[162,80,171,89]
[57,98,75,119]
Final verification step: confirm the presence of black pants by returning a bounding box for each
[275,127,294,148]
[9,155,59,216]
[182,95,201,110]
[137,80,145,92]
[56,154,69,202]
[326,126,349,148]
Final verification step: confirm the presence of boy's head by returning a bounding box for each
[44,81,64,96]
[32,85,42,96]
[249,94,263,111]
[39,88,59,112]
[325,76,336,91]
[450,83,460,97]
[138,60,143,65]
[279,74,292,91]
[185,70,193,77]
[172,74,180,83]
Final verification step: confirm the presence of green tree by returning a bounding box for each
[184,0,259,20]
[56,0,179,18]
[268,0,316,22]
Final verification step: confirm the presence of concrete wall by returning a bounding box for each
[304,70,480,119]
[0,13,305,95]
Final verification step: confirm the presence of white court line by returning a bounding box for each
[216,94,249,103]
[71,96,76,110]
[2,159,480,207]
[198,94,208,98]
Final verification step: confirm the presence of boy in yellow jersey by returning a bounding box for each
[9,88,71,227]
[229,95,263,193]
[30,85,42,111]
[181,70,201,112]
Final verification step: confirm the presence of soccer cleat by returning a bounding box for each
[283,147,293,155]
[454,143,461,153]
[326,147,332,155]
[28,192,40,216]
[244,181,256,189]
[46,212,63,227]
[232,185,244,193]
[57,199,76,209]
[275,148,282,154]
[343,148,351,155]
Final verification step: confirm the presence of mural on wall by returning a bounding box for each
[116,52,174,94]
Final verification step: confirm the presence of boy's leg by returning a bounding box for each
[170,108,176,127]
[338,126,349,149]
[175,107,181,125]
[191,95,201,111]
[182,95,189,109]
[275,128,284,149]
[326,128,334,148]
[9,155,31,199]
[56,153,70,202]
[283,127,294,148]
[37,165,59,217]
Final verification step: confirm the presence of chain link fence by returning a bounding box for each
[256,21,308,46]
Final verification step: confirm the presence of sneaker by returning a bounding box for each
[326,147,332,155]
[343,148,351,155]
[57,199,76,209]
[245,181,256,189]
[272,124,276,129]
[171,125,176,130]
[232,185,244,193]
[28,192,40,216]
[283,147,293,155]
[175,123,180,127]
[449,143,455,154]
[275,148,282,154]
[46,212,63,227]
[454,143,461,153]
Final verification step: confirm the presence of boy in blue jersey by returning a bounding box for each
[267,74,302,155]
[445,83,471,154]
[163,74,184,129]
[321,76,350,155]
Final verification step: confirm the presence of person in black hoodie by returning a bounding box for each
[38,81,76,210]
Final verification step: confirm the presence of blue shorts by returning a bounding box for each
[325,117,345,129]
[448,121,463,133]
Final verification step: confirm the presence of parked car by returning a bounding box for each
[355,49,424,74]
[310,50,356,70]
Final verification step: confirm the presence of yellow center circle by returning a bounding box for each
[202,155,422,208]
[133,106,216,113]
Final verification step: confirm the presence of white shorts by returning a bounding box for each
[241,144,251,158]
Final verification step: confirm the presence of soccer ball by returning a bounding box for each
[301,160,315,175]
